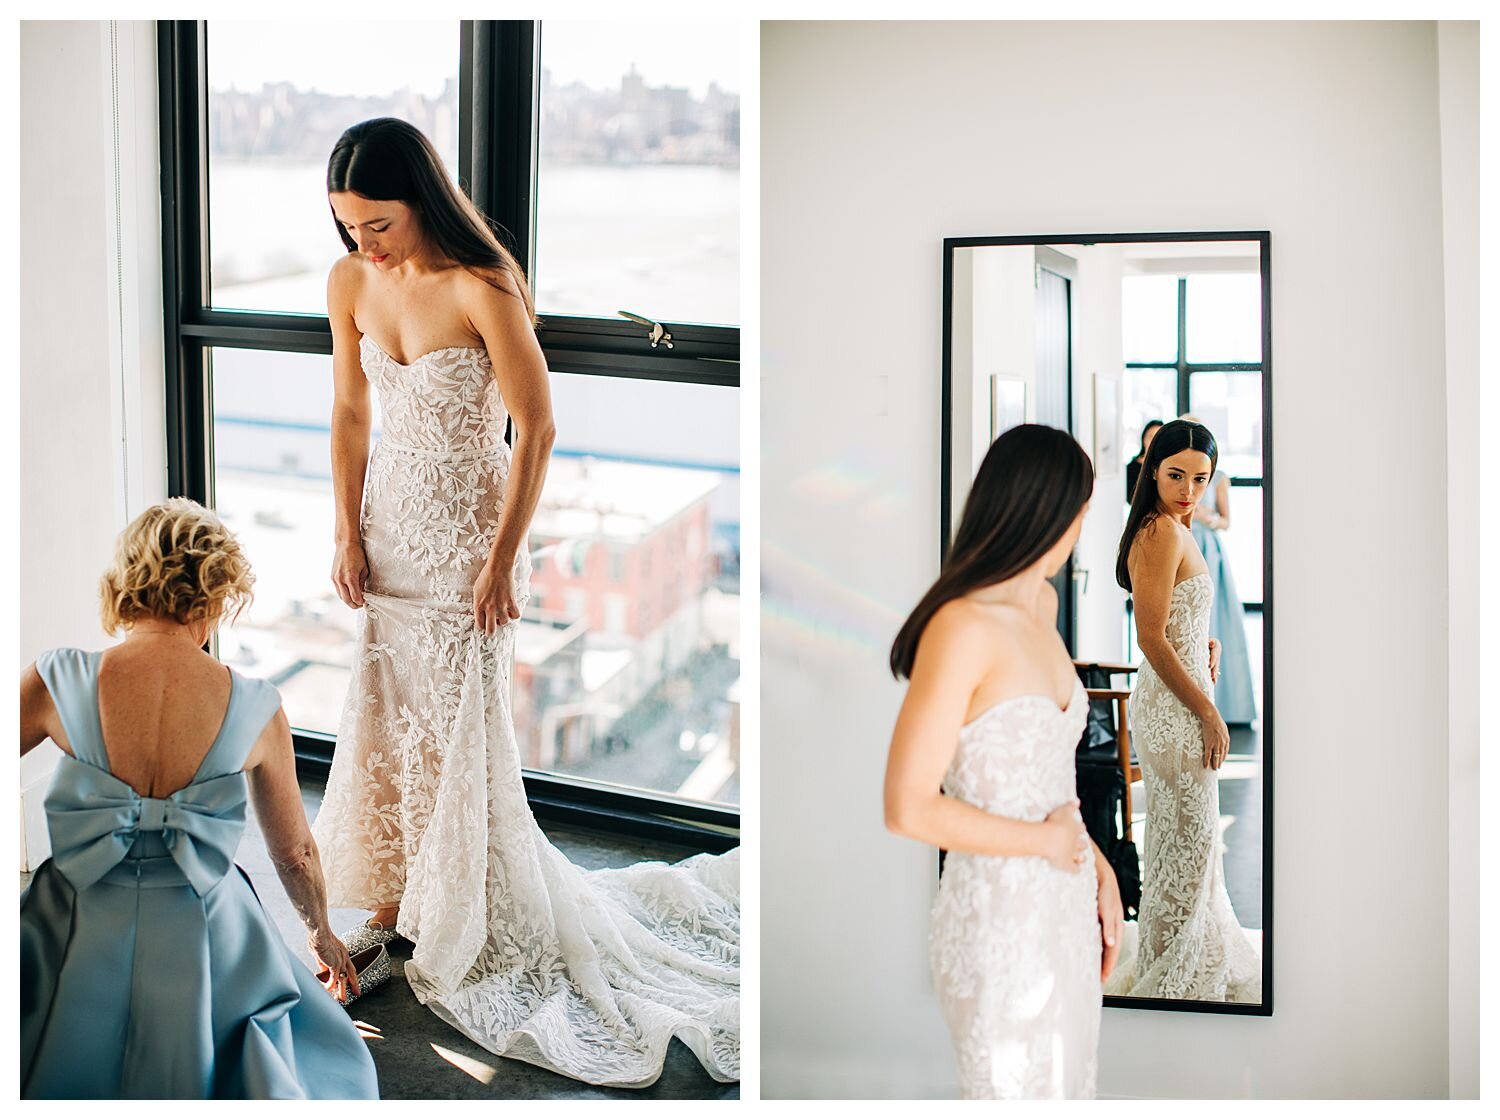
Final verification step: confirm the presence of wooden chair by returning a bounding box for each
[1073,660,1142,841]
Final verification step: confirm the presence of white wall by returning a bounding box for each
[763,20,1465,1098]
[1435,19,1478,1103]
[19,21,166,866]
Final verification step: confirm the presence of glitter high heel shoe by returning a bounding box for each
[338,916,406,956]
[317,943,391,1008]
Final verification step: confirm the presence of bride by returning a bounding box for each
[885,425,1122,1099]
[310,117,738,1087]
[1105,419,1259,1002]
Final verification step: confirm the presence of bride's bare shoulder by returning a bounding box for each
[327,252,367,310]
[328,251,366,285]
[932,595,1028,647]
[1135,514,1184,551]
[452,263,525,315]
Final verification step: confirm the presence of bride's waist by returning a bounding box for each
[1137,657,1210,691]
[374,435,509,461]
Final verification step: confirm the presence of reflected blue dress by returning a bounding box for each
[20,648,380,1099]
[1191,473,1257,725]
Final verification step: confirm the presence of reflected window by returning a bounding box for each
[1122,260,1264,609]
[1122,275,1178,364]
[1190,371,1262,479]
[1123,368,1176,465]
[1218,485,1263,604]
[1186,274,1261,363]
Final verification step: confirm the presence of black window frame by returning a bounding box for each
[1125,273,1263,610]
[158,20,738,852]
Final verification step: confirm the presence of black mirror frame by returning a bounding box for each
[940,231,1273,1017]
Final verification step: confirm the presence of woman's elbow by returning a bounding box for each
[1138,634,1171,666]
[330,403,371,433]
[884,794,919,839]
[526,416,557,451]
[268,835,317,876]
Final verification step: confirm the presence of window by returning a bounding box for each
[1122,269,1264,608]
[161,21,739,846]
[534,21,739,325]
[205,21,461,316]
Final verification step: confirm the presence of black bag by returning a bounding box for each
[1074,668,1142,920]
[1112,837,1141,919]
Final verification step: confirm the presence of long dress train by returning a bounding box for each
[930,678,1101,1098]
[1105,574,1260,1002]
[311,338,738,1087]
[22,648,379,1099]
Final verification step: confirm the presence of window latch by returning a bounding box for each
[617,310,674,350]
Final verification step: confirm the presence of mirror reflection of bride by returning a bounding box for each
[1105,419,1260,1002]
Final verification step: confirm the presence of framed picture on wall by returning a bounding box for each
[989,374,1027,440]
[1094,371,1122,478]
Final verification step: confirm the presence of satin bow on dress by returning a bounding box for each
[45,759,245,895]
[20,648,379,1100]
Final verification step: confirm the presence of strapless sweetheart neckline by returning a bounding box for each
[360,334,488,368]
[961,676,1087,732]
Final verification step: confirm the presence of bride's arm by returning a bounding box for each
[883,604,1086,867]
[463,269,555,633]
[328,256,372,609]
[1128,521,1216,720]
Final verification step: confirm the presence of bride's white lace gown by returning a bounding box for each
[311,337,739,1087]
[929,677,1101,1099]
[1104,572,1260,1003]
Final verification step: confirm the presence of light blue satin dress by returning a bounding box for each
[20,648,379,1099]
[1190,473,1258,725]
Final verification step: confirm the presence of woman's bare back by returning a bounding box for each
[94,641,235,797]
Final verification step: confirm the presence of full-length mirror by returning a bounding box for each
[942,233,1272,1014]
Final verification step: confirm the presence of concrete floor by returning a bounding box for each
[23,779,738,1101]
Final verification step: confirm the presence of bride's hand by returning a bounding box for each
[473,557,520,635]
[1201,708,1230,770]
[1095,854,1123,982]
[331,540,369,609]
[310,929,361,1003]
[1208,638,1221,683]
[1040,800,1091,873]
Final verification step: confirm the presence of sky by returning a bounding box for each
[207,20,741,101]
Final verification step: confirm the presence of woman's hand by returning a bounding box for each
[1208,637,1221,683]
[1039,799,1091,873]
[1095,852,1124,982]
[310,928,361,1003]
[1201,707,1231,770]
[331,540,369,609]
[473,557,520,635]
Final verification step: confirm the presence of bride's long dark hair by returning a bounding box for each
[326,117,537,324]
[889,424,1094,680]
[1114,418,1218,592]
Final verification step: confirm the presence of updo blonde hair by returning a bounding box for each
[99,498,255,634]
